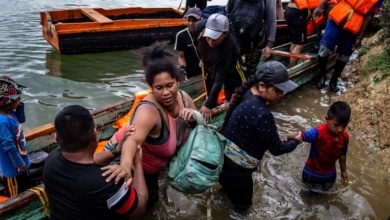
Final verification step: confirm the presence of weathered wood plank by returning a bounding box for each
[80,8,114,24]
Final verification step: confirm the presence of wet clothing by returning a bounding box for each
[174,28,202,78]
[220,90,299,209]
[300,123,348,191]
[114,94,189,208]
[43,149,139,220]
[198,31,245,108]
[301,123,348,174]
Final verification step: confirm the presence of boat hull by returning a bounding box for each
[40,7,187,54]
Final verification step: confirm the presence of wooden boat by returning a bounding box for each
[0,36,335,218]
[40,7,187,55]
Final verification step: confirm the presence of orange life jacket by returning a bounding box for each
[307,14,325,35]
[294,0,322,9]
[328,0,338,5]
[329,0,378,34]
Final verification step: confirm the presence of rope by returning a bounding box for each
[29,186,49,217]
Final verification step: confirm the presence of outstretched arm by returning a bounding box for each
[94,125,135,165]
[102,103,159,187]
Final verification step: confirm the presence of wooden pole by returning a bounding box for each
[271,50,313,60]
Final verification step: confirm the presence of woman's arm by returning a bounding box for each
[102,104,160,187]
[94,125,135,166]
[257,113,300,156]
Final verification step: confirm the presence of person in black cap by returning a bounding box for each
[174,7,203,81]
[0,76,30,198]
[218,61,302,212]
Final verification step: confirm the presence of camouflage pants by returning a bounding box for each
[244,47,263,77]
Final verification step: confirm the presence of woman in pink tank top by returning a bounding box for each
[102,41,198,208]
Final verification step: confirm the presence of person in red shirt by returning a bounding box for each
[283,101,351,193]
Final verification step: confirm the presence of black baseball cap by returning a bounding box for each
[257,61,298,92]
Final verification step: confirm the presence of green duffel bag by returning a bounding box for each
[168,110,226,194]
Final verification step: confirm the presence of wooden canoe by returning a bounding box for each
[40,7,187,55]
[0,36,335,218]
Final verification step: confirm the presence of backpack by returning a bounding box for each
[229,0,265,48]
[168,110,226,194]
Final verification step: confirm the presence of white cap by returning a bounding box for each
[203,14,229,40]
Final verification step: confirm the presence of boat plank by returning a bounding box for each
[80,8,114,24]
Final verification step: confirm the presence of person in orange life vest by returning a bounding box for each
[313,0,338,49]
[101,42,198,208]
[315,0,383,92]
[174,7,203,81]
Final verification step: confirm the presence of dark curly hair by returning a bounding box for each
[141,41,180,86]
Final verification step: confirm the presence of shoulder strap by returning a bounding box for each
[179,90,187,108]
[130,100,170,144]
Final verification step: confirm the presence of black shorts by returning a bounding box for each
[284,7,308,45]
[145,172,160,208]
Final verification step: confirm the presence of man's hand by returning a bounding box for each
[101,164,133,187]
[262,47,272,59]
[200,106,212,123]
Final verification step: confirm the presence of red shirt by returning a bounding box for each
[302,123,349,175]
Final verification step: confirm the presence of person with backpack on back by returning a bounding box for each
[226,0,277,76]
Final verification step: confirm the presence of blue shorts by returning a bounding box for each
[302,167,336,193]
[320,19,357,57]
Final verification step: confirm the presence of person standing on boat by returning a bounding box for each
[315,0,383,92]
[226,0,277,76]
[0,76,30,198]
[102,42,198,208]
[284,0,322,67]
[197,13,247,123]
[218,61,301,212]
[282,101,351,193]
[43,105,148,219]
[174,7,203,81]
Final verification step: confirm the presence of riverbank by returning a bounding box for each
[335,29,390,167]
